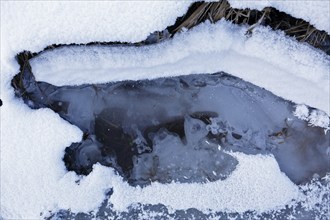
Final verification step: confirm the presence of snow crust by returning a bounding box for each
[228,0,330,34]
[1,1,329,219]
[31,21,330,115]
[110,152,300,213]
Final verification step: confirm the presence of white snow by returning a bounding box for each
[308,110,330,130]
[294,104,310,120]
[294,104,330,131]
[109,152,300,213]
[1,1,329,219]
[0,1,192,53]
[30,21,330,115]
[228,0,330,34]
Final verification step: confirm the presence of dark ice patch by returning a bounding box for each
[12,51,330,186]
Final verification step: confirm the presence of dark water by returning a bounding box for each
[12,51,329,219]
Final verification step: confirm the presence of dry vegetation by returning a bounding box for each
[165,0,329,54]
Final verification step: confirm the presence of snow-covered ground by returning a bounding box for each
[30,21,330,116]
[1,1,329,219]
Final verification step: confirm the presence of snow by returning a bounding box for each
[0,2,193,218]
[110,152,300,213]
[228,0,330,34]
[294,104,310,120]
[294,104,330,130]
[308,110,330,130]
[1,1,329,219]
[30,21,330,115]
[0,1,193,53]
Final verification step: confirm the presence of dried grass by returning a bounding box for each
[170,0,329,53]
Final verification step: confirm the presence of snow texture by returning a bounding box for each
[308,110,330,130]
[0,1,192,53]
[109,152,300,213]
[0,1,329,219]
[294,104,330,130]
[228,0,330,34]
[30,21,330,115]
[294,104,310,120]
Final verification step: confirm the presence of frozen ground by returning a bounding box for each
[1,1,329,219]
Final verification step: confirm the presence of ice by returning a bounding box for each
[131,127,238,185]
[9,49,329,218]
[13,56,330,186]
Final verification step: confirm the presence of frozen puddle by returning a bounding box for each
[12,49,330,218]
